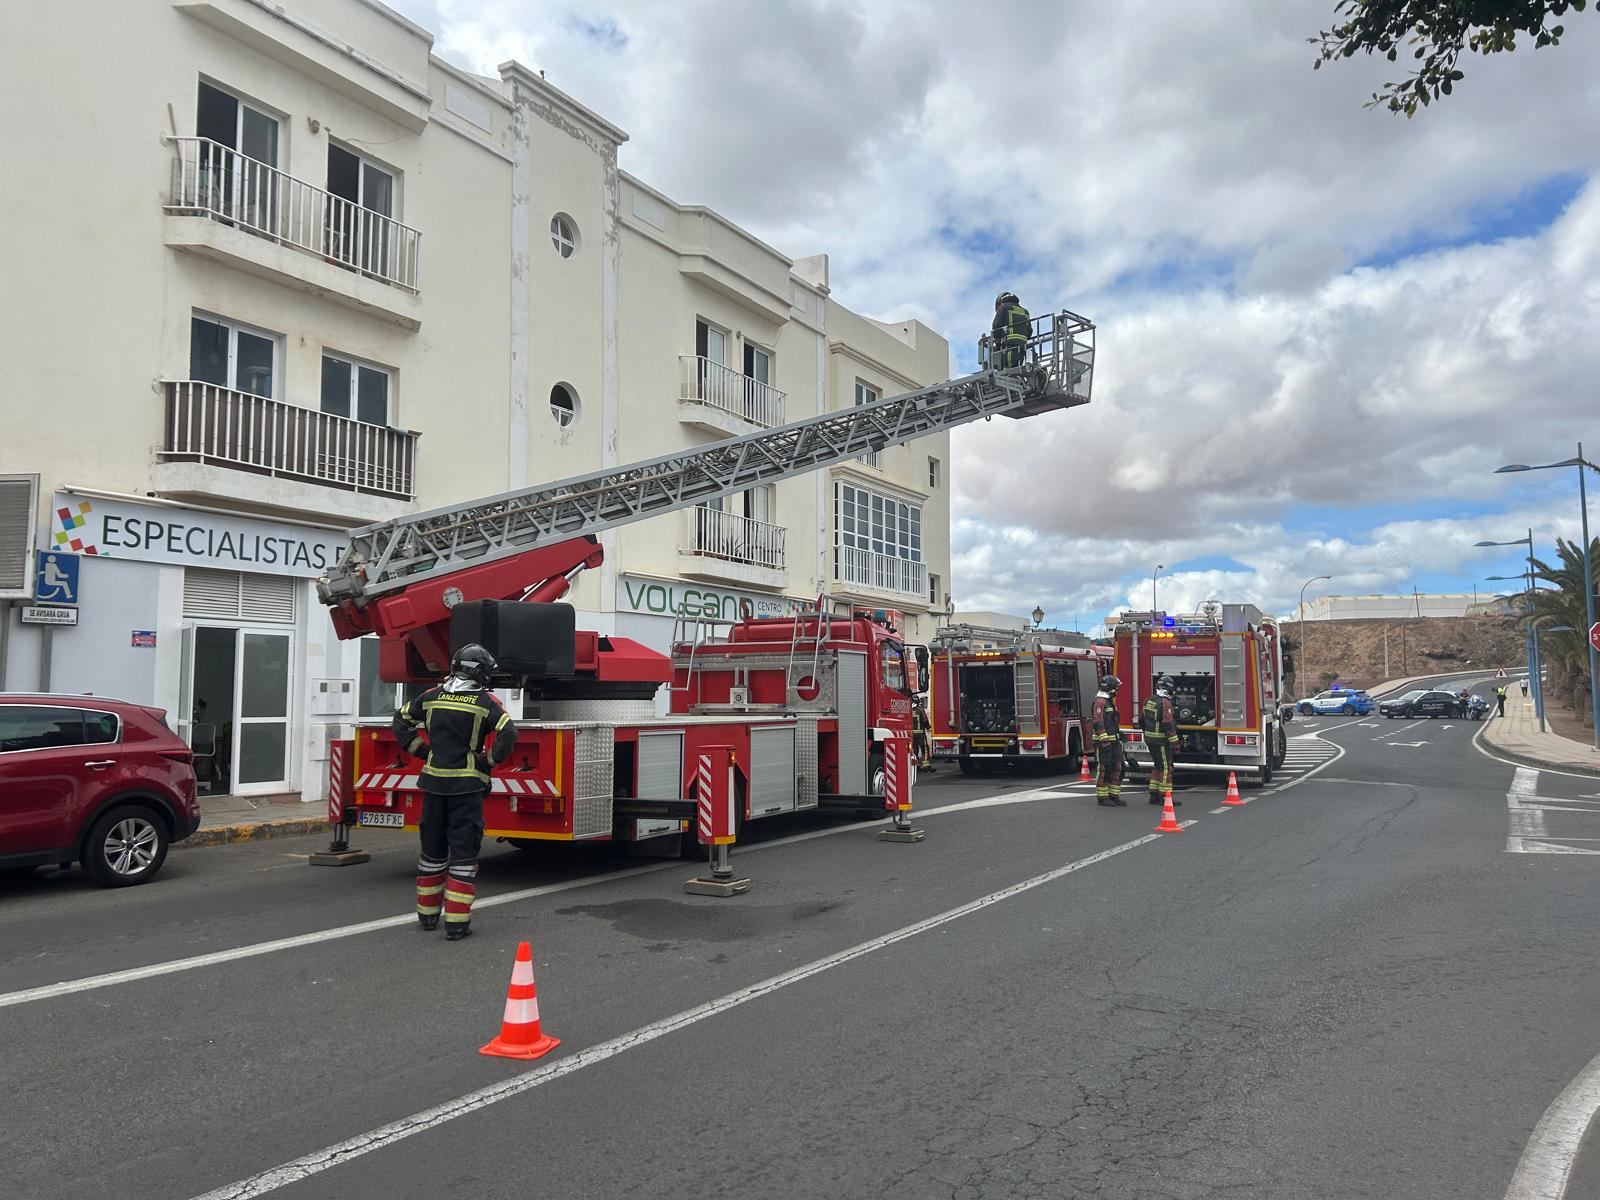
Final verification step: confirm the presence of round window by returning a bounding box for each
[550,214,578,258]
[549,383,579,427]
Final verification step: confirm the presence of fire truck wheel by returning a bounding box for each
[868,750,886,798]
[957,755,980,776]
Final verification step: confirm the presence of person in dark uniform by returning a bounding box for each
[1142,675,1181,806]
[912,694,934,771]
[991,291,1032,369]
[1091,674,1126,807]
[393,644,516,941]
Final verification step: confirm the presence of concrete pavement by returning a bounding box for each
[1481,689,1600,777]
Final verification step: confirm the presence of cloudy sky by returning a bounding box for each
[389,0,1600,629]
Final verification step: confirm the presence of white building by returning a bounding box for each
[1287,594,1486,622]
[0,0,952,803]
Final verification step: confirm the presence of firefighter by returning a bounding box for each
[1494,685,1508,717]
[393,644,517,941]
[1142,674,1181,806]
[991,291,1031,369]
[913,693,934,771]
[1091,674,1126,807]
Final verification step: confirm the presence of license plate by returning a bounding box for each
[358,811,406,828]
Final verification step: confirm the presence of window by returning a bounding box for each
[928,457,940,489]
[195,82,280,232]
[743,343,775,423]
[358,639,401,721]
[84,711,120,745]
[190,314,279,398]
[881,643,907,693]
[929,572,941,607]
[1045,661,1080,717]
[835,482,924,594]
[327,142,396,277]
[321,353,391,426]
[694,320,730,409]
[0,706,87,753]
[550,383,579,427]
[550,213,578,257]
[854,381,881,467]
[197,81,279,167]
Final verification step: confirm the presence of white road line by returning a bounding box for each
[1508,767,1548,853]
[1504,1045,1600,1200]
[187,830,1168,1200]
[1210,806,1230,814]
[0,787,1086,1012]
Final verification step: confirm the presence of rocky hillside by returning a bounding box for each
[1282,615,1525,696]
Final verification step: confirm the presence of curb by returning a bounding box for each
[1479,727,1600,778]
[178,818,331,849]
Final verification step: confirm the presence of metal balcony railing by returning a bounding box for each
[679,355,786,427]
[164,136,422,292]
[835,546,926,597]
[160,381,419,500]
[687,505,786,570]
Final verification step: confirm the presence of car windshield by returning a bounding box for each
[1394,690,1427,701]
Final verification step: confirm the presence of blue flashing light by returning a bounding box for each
[1163,616,1175,628]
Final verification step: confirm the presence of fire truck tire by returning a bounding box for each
[957,755,981,776]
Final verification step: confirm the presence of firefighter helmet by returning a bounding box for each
[995,290,1019,307]
[1102,674,1121,692]
[450,643,498,686]
[1156,675,1175,694]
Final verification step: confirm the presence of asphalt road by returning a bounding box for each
[7,678,1600,1200]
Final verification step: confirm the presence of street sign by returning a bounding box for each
[1590,622,1600,653]
[1495,668,1507,679]
[21,605,78,626]
[34,549,80,605]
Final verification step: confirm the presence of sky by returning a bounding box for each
[386,0,1600,631]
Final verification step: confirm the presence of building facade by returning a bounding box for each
[1287,594,1488,622]
[0,0,952,802]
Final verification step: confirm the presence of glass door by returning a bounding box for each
[234,630,293,794]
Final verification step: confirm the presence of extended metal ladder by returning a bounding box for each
[320,311,1095,606]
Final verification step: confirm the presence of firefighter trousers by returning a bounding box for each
[1147,735,1173,798]
[416,787,485,928]
[1095,741,1124,802]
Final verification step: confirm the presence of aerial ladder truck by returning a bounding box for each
[315,311,1095,853]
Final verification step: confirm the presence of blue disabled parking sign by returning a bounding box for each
[35,550,81,605]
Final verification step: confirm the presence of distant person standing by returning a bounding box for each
[1494,685,1508,717]
[1520,678,1529,699]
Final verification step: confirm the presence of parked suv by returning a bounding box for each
[0,695,200,886]
[1377,689,1462,720]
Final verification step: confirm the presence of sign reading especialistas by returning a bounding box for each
[617,574,807,621]
[50,494,346,578]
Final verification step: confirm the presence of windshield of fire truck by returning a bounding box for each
[958,662,1016,733]
[881,642,907,693]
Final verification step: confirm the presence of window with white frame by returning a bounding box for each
[357,638,401,721]
[854,381,881,467]
[190,313,279,398]
[550,213,578,257]
[835,481,923,593]
[928,456,941,488]
[929,572,941,607]
[320,352,392,426]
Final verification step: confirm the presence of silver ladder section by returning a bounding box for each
[784,597,831,701]
[320,310,1094,605]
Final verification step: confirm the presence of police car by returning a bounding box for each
[1295,688,1375,717]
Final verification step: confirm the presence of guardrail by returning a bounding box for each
[836,546,926,597]
[679,355,785,427]
[165,136,421,292]
[160,381,419,500]
[687,505,786,570]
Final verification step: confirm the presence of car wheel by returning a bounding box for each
[82,804,169,887]
[1341,703,1355,715]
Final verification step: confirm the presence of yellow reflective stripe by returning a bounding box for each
[422,698,489,714]
[494,711,511,731]
[421,764,489,779]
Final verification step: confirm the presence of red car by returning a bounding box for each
[0,694,200,886]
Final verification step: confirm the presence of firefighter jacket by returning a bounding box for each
[1140,694,1178,741]
[393,677,517,796]
[992,302,1032,347]
[1090,692,1121,745]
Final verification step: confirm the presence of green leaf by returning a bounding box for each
[1441,77,1452,94]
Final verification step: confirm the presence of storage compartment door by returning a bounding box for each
[749,725,797,817]
[634,730,684,839]
[836,650,868,794]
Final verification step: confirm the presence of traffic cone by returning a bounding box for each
[1078,753,1092,783]
[480,941,561,1061]
[1154,790,1184,833]
[1222,771,1245,806]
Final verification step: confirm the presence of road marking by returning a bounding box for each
[1374,719,1427,741]
[1390,741,1430,748]
[0,787,1088,1012]
[1504,1045,1600,1200]
[185,829,1170,1200]
[1507,767,1548,852]
[1473,721,1600,781]
[1210,806,1230,814]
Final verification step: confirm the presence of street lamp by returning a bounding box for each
[1477,533,1540,725]
[1496,445,1600,750]
[1153,564,1163,614]
[1297,575,1332,697]
[1531,622,1575,733]
[1031,605,1044,628]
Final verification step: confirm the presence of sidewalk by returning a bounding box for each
[180,792,330,849]
[1480,693,1600,777]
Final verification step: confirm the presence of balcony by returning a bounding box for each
[834,546,927,600]
[679,505,787,588]
[154,381,419,522]
[164,137,422,328]
[678,355,785,435]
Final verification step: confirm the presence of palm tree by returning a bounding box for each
[1527,538,1600,729]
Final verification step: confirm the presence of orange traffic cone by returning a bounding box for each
[1154,790,1184,833]
[1078,753,1092,783]
[480,941,561,1061]
[1222,771,1245,806]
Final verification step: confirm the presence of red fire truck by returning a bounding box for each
[1108,605,1287,787]
[928,624,1102,774]
[319,310,1095,847]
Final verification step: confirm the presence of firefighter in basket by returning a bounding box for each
[393,644,517,941]
[1142,675,1180,806]
[1091,674,1126,807]
[991,291,1031,370]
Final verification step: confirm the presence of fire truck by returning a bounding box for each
[317,311,1095,847]
[928,623,1103,774]
[1108,604,1287,787]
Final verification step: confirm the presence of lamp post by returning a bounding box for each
[1531,623,1575,733]
[1297,575,1332,697]
[1478,533,1539,726]
[1153,564,1163,615]
[1496,444,1600,750]
[1031,605,1044,629]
